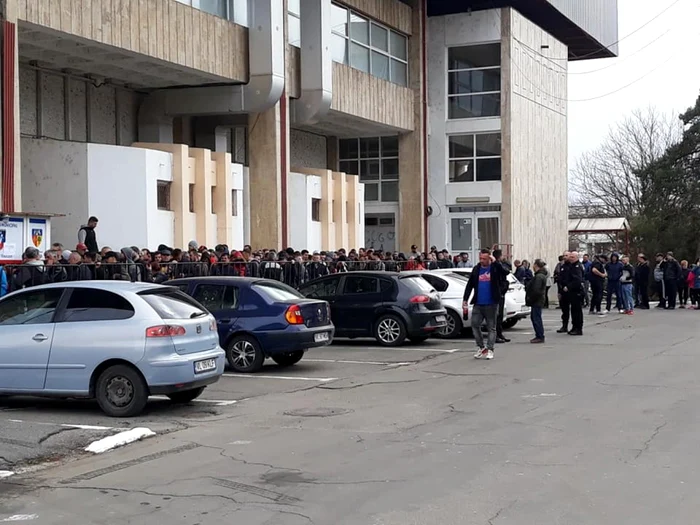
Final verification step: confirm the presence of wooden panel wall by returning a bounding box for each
[338,0,412,35]
[17,0,248,82]
[331,63,413,131]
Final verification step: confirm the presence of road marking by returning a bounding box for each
[1,515,38,522]
[85,428,156,454]
[228,440,252,445]
[303,359,415,366]
[223,374,337,382]
[0,471,15,479]
[150,397,238,407]
[386,348,461,353]
[521,393,559,398]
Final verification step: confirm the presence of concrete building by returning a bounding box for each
[0,0,617,261]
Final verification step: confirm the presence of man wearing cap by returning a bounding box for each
[76,243,88,256]
[77,216,99,253]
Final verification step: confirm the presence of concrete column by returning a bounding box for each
[248,105,283,249]
[332,171,348,249]
[1,0,21,212]
[346,174,359,249]
[326,136,339,171]
[499,7,513,249]
[191,148,215,247]
[397,0,426,252]
[212,151,234,246]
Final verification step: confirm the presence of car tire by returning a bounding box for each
[227,335,265,373]
[167,387,205,404]
[502,318,519,330]
[437,310,463,339]
[272,351,305,367]
[95,364,149,418]
[374,315,407,347]
[408,335,430,343]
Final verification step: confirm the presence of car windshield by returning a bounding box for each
[138,289,208,319]
[253,282,304,302]
[400,275,435,293]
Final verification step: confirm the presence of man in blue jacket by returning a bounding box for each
[463,249,508,360]
[605,253,624,313]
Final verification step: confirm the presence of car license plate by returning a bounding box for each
[314,332,330,343]
[435,315,446,323]
[194,358,217,374]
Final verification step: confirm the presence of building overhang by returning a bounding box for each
[427,0,618,60]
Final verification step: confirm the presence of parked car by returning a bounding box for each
[0,281,225,417]
[167,277,334,373]
[297,271,447,346]
[432,268,531,328]
[401,271,469,339]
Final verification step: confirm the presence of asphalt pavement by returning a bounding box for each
[2,308,698,524]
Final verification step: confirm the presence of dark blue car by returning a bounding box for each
[167,277,334,373]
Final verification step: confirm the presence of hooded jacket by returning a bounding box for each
[525,268,548,308]
[605,254,624,282]
[119,247,142,282]
[12,259,48,290]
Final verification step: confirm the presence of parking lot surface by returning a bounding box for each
[4,308,697,524]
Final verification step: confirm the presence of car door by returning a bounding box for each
[191,283,239,341]
[0,287,64,391]
[335,275,381,334]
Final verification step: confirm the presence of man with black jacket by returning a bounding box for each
[463,249,508,360]
[492,249,511,343]
[557,251,584,335]
[77,216,99,253]
[635,254,651,309]
[663,252,682,309]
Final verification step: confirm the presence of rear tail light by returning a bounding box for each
[209,318,216,331]
[146,325,186,337]
[326,303,331,321]
[410,295,431,304]
[285,305,305,325]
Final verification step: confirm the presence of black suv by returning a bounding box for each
[298,272,447,346]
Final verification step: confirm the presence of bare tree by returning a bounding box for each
[569,107,683,219]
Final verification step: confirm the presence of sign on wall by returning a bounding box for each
[0,218,25,262]
[28,218,48,254]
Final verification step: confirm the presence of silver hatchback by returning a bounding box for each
[0,281,225,417]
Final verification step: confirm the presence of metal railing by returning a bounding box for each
[0,260,468,294]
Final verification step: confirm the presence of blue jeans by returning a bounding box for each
[530,306,544,340]
[621,284,634,311]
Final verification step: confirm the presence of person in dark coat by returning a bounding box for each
[557,251,584,335]
[634,254,651,309]
[525,259,548,343]
[663,252,682,309]
[493,249,511,344]
[77,216,99,253]
[589,254,607,315]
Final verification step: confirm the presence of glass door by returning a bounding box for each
[450,212,500,262]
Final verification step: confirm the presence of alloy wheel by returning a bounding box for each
[440,313,456,337]
[377,318,401,343]
[232,340,257,368]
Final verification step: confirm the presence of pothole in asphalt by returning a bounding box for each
[283,407,354,418]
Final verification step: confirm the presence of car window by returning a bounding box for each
[139,289,208,319]
[192,284,239,312]
[61,288,135,322]
[400,275,435,293]
[253,282,304,302]
[0,288,64,326]
[379,279,393,293]
[422,274,448,292]
[343,276,379,294]
[300,278,340,299]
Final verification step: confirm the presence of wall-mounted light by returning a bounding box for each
[455,197,490,204]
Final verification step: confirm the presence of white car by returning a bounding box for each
[402,271,470,338]
[432,268,531,329]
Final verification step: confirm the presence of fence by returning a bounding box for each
[0,260,468,294]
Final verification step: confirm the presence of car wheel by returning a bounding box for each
[227,335,265,373]
[272,351,305,367]
[374,315,407,346]
[408,335,430,343]
[502,318,519,330]
[95,364,149,418]
[437,310,463,339]
[167,387,205,404]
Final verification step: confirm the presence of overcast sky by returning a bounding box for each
[568,0,700,169]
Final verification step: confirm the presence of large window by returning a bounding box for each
[339,137,399,202]
[331,3,408,86]
[288,0,301,47]
[174,0,247,25]
[447,44,501,119]
[448,133,501,182]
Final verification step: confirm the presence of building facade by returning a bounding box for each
[0,0,617,262]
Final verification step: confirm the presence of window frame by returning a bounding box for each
[157,181,172,211]
[0,288,65,326]
[446,43,502,120]
[287,0,301,47]
[330,3,408,87]
[311,198,321,222]
[338,136,399,203]
[341,275,380,295]
[57,288,136,323]
[447,132,502,183]
[192,283,239,312]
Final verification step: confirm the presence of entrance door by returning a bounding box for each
[449,212,500,262]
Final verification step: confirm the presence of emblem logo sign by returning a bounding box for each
[32,228,43,248]
[0,229,5,251]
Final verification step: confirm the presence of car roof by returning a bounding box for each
[17,281,163,292]
[311,271,402,279]
[169,276,265,287]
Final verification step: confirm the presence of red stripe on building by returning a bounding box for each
[2,21,16,213]
[280,87,288,249]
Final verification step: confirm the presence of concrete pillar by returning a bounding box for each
[248,104,283,249]
[326,136,339,171]
[212,151,234,246]
[332,171,348,249]
[1,0,21,212]
[191,148,215,246]
[397,0,426,252]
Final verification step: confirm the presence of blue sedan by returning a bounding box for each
[167,277,335,373]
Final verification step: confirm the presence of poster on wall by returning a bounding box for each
[28,218,48,254]
[0,217,25,262]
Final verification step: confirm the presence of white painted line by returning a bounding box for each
[85,428,156,454]
[1,515,38,522]
[0,471,14,479]
[388,348,461,353]
[61,424,113,431]
[150,397,238,407]
[521,393,559,398]
[304,359,415,366]
[223,374,337,382]
[228,440,252,445]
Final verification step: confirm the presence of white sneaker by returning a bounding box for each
[602,309,609,314]
[474,348,488,359]
[485,349,494,360]
[619,309,626,314]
